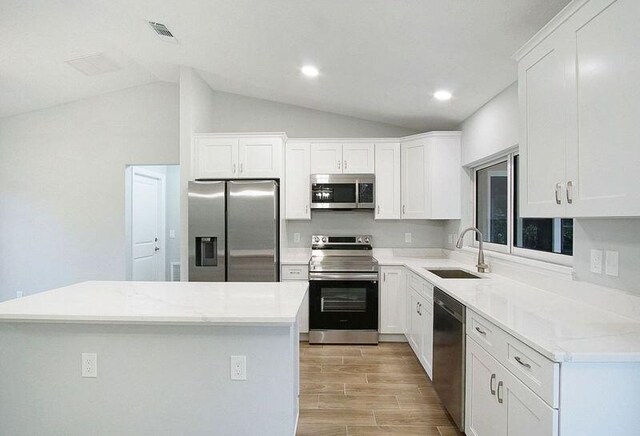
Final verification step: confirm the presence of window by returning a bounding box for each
[474,153,573,263]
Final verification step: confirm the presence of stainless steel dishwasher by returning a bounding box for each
[433,287,466,431]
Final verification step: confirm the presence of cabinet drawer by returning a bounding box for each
[408,272,422,292]
[467,310,559,408]
[467,311,501,358]
[281,264,308,280]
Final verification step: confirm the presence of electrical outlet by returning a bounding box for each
[81,353,97,378]
[169,229,176,239]
[404,233,412,243]
[590,249,603,274]
[16,291,23,298]
[293,233,300,243]
[605,250,619,277]
[230,355,246,380]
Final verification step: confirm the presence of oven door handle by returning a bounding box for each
[309,273,379,281]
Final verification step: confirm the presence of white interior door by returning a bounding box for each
[132,167,165,281]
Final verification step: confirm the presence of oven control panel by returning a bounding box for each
[311,235,372,247]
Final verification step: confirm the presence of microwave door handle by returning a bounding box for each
[355,180,359,207]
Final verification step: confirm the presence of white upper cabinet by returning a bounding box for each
[516,0,640,217]
[401,133,461,219]
[237,137,282,178]
[192,134,283,180]
[285,142,311,220]
[193,137,239,179]
[374,143,401,219]
[310,143,343,174]
[342,143,375,173]
[310,142,375,175]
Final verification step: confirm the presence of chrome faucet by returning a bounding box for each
[455,227,489,273]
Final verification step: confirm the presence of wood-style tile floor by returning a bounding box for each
[297,342,464,436]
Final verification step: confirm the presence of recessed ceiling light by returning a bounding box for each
[301,65,319,78]
[434,90,452,101]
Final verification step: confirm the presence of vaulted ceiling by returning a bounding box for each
[0,0,570,129]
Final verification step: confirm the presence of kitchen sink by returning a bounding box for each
[425,268,482,279]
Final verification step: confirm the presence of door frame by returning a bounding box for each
[125,166,166,281]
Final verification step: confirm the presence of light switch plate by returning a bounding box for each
[605,250,619,277]
[16,291,23,298]
[169,229,176,239]
[405,233,412,243]
[590,249,603,274]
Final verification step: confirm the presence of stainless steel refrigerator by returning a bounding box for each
[188,180,279,282]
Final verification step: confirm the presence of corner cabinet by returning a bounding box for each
[192,134,284,180]
[285,141,311,220]
[400,132,461,219]
[516,0,640,217]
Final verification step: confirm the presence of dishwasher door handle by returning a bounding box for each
[435,299,463,322]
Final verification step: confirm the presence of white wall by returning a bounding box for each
[0,82,179,301]
[445,81,640,296]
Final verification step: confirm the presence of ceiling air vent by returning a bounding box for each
[148,21,178,43]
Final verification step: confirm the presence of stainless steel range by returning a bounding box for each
[308,235,379,344]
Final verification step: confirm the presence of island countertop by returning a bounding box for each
[0,281,309,326]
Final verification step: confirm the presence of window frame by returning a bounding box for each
[472,152,572,267]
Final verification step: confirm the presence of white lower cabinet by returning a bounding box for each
[404,270,433,378]
[380,267,406,334]
[281,264,309,334]
[466,330,558,436]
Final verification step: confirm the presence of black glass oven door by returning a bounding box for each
[309,280,378,330]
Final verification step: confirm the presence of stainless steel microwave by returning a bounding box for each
[310,174,375,210]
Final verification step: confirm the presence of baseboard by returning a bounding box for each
[300,333,407,343]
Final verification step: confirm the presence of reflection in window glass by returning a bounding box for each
[513,155,573,255]
[476,161,508,245]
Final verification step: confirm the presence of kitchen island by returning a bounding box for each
[0,281,308,436]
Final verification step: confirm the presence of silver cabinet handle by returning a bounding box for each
[475,326,486,335]
[377,205,380,214]
[383,272,386,281]
[418,302,422,316]
[490,373,496,395]
[154,246,160,252]
[555,182,562,205]
[305,204,308,214]
[337,160,341,170]
[497,381,504,403]
[416,302,419,314]
[402,205,406,215]
[233,164,236,174]
[344,160,347,169]
[514,356,531,369]
[239,162,243,173]
[566,181,573,204]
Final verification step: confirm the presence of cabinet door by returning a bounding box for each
[342,143,375,174]
[401,141,429,219]
[418,296,433,378]
[518,31,571,218]
[502,363,558,436]
[285,142,311,219]
[238,137,282,178]
[310,143,343,174]
[427,135,461,219]
[466,338,507,436]
[565,0,640,217]
[194,137,238,179]
[374,143,401,219]
[407,290,420,354]
[380,267,405,334]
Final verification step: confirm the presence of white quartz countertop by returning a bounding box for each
[0,281,309,326]
[376,256,640,363]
